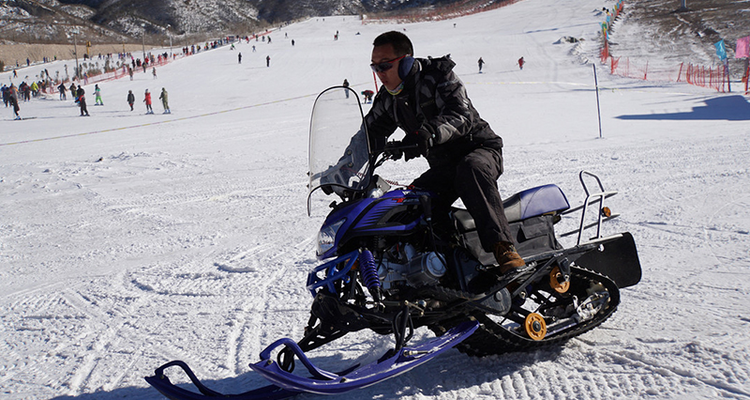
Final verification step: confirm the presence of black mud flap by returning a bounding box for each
[573,232,642,288]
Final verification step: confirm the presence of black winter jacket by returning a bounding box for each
[364,55,502,166]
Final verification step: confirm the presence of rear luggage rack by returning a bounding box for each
[560,171,620,244]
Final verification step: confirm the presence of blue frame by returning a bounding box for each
[306,250,359,297]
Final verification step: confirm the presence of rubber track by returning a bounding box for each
[432,267,620,357]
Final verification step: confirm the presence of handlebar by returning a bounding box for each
[381,140,419,162]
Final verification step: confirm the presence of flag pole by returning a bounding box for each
[593,64,603,139]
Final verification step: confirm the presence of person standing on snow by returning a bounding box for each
[76,86,89,116]
[144,89,153,114]
[152,67,157,79]
[518,56,525,70]
[266,55,271,67]
[343,78,350,98]
[362,31,525,275]
[94,84,104,105]
[8,84,21,120]
[69,83,77,101]
[361,89,374,103]
[58,83,67,100]
[478,57,485,73]
[159,88,170,114]
[238,52,242,64]
[127,90,135,111]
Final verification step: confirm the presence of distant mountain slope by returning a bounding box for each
[0,0,478,44]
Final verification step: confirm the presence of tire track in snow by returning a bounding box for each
[227,234,317,375]
[573,337,750,399]
[63,288,148,396]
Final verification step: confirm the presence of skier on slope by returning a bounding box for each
[58,83,67,100]
[76,86,89,116]
[94,84,104,105]
[361,89,374,103]
[127,90,135,111]
[69,83,77,101]
[8,84,21,120]
[144,89,153,114]
[159,88,170,114]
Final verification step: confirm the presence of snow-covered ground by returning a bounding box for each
[2,0,749,399]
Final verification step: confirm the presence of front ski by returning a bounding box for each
[145,320,478,399]
[145,360,298,400]
[248,320,479,395]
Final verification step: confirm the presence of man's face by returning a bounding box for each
[371,44,403,92]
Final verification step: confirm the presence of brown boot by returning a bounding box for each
[494,242,526,275]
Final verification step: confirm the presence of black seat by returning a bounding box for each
[453,184,570,233]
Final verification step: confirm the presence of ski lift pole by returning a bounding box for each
[593,64,603,138]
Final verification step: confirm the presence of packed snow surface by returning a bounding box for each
[2,0,750,399]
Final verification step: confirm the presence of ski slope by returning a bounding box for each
[2,0,749,398]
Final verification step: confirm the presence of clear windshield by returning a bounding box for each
[308,86,372,215]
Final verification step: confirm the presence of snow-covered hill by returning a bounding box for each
[1,0,749,399]
[0,0,478,43]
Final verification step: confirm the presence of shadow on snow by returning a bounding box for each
[49,346,565,399]
[616,95,750,121]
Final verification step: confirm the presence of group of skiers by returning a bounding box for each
[476,56,525,73]
[128,88,170,114]
[7,80,170,119]
[3,82,49,119]
[2,82,35,103]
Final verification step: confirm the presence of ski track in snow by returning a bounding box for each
[1,0,750,399]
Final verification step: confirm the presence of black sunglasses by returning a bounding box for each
[370,54,407,73]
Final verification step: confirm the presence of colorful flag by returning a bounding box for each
[715,39,727,61]
[736,36,750,59]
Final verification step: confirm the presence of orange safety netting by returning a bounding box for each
[606,56,728,92]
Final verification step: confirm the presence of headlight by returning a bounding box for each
[317,218,346,256]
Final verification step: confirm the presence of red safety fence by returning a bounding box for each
[680,62,730,92]
[39,54,182,95]
[609,57,729,92]
[40,34,260,95]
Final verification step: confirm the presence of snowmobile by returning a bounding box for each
[146,86,642,399]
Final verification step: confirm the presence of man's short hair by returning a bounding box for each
[373,31,413,56]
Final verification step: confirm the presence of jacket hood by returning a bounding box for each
[418,55,455,74]
[403,55,455,89]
